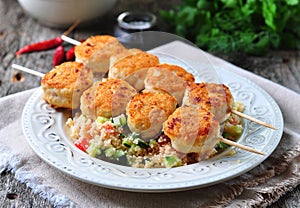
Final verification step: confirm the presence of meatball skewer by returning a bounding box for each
[163,105,265,160]
[12,63,94,109]
[12,64,265,156]
[183,82,277,130]
[62,35,128,75]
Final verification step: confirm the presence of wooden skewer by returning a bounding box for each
[12,64,44,78]
[232,110,278,130]
[63,20,81,36]
[220,137,265,156]
[61,35,81,46]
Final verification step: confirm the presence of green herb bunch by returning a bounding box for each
[160,0,300,55]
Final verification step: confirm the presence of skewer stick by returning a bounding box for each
[12,64,45,78]
[220,137,265,156]
[61,35,81,46]
[232,110,278,130]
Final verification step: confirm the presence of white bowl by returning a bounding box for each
[18,0,117,28]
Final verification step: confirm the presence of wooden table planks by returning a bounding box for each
[0,0,299,207]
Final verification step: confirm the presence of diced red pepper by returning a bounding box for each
[74,138,90,152]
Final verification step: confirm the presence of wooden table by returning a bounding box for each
[1,0,300,207]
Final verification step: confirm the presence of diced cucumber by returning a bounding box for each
[149,139,157,147]
[104,147,116,157]
[114,149,126,159]
[137,138,149,149]
[131,132,139,139]
[96,116,109,124]
[122,137,132,148]
[86,143,101,157]
[119,115,127,126]
[112,114,127,127]
[123,141,131,148]
[215,141,229,149]
[164,155,181,168]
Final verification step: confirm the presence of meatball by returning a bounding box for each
[80,78,137,119]
[182,82,234,123]
[41,61,93,109]
[75,35,127,74]
[108,50,159,91]
[163,106,220,160]
[144,63,195,105]
[126,91,177,140]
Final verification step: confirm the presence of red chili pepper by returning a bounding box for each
[16,36,63,56]
[74,138,90,152]
[65,47,75,61]
[52,45,65,66]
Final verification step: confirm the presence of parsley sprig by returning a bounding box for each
[161,0,300,55]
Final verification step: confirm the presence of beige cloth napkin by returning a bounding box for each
[1,41,300,208]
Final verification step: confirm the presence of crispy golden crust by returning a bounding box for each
[163,106,220,155]
[157,63,194,83]
[144,63,195,104]
[126,91,177,140]
[80,78,137,119]
[41,62,88,89]
[183,82,234,123]
[110,51,159,78]
[108,51,159,91]
[41,62,94,109]
[74,35,123,61]
[74,35,127,73]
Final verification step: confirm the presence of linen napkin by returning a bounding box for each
[1,41,300,208]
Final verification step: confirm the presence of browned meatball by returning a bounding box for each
[41,61,93,109]
[182,82,234,123]
[75,35,127,74]
[126,91,177,140]
[163,106,220,160]
[144,63,195,105]
[108,50,159,91]
[80,78,137,119]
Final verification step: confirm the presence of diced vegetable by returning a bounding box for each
[131,132,139,139]
[112,114,127,127]
[149,139,157,147]
[164,155,181,168]
[122,137,132,148]
[104,147,116,157]
[224,124,243,138]
[120,116,127,126]
[96,116,109,124]
[215,141,229,149]
[87,143,101,157]
[74,137,89,152]
[114,149,125,159]
[136,138,149,149]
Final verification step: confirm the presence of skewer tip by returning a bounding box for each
[220,137,266,156]
[232,110,278,130]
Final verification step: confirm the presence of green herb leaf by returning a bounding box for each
[160,0,300,55]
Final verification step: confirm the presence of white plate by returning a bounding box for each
[22,46,283,193]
